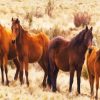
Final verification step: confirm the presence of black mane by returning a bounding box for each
[69,29,86,47]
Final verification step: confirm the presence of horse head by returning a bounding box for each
[11,18,21,44]
[83,26,93,48]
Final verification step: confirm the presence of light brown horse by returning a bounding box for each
[87,46,100,99]
[11,18,50,87]
[48,26,93,93]
[0,24,20,85]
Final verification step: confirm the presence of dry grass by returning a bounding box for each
[82,64,88,79]
[74,12,91,27]
[0,0,100,99]
[45,0,54,17]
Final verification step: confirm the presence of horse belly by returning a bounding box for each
[28,47,43,63]
[55,59,69,71]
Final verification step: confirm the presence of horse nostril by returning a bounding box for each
[12,40,15,44]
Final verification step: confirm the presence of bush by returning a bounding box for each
[74,12,91,27]
[45,0,54,17]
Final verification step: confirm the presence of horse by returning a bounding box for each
[0,24,20,85]
[48,26,93,94]
[87,46,100,99]
[11,18,50,87]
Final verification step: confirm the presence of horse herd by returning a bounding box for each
[0,18,100,99]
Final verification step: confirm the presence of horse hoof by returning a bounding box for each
[42,83,46,88]
[14,75,18,80]
[95,96,98,100]
[6,80,9,86]
[52,88,57,92]
[27,82,29,87]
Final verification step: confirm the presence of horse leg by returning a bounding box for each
[0,62,4,84]
[95,75,99,99]
[89,74,94,96]
[5,65,9,85]
[13,58,20,80]
[38,61,47,88]
[69,66,75,92]
[50,63,58,92]
[53,66,59,91]
[19,61,24,85]
[4,56,9,86]
[76,69,82,94]
[25,61,29,86]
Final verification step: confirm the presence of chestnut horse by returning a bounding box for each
[0,24,20,85]
[11,18,50,87]
[87,46,100,99]
[48,26,93,93]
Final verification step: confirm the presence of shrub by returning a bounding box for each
[45,0,54,17]
[74,12,91,27]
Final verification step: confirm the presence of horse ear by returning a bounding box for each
[16,18,20,24]
[90,27,93,31]
[85,25,88,31]
[12,17,13,21]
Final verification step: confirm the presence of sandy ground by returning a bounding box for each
[0,63,99,100]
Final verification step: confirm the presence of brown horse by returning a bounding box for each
[0,24,20,85]
[87,46,100,99]
[48,26,93,93]
[11,18,50,87]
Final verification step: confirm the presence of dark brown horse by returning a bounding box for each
[48,26,93,94]
[0,24,20,85]
[11,18,50,87]
[87,46,100,99]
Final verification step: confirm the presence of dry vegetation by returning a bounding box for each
[0,0,100,100]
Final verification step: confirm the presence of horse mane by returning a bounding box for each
[69,29,86,47]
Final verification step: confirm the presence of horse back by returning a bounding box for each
[48,36,70,71]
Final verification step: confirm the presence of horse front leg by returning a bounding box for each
[50,64,58,92]
[13,58,20,80]
[20,61,24,85]
[76,68,82,94]
[5,65,9,85]
[25,61,29,86]
[95,75,99,99]
[69,66,75,93]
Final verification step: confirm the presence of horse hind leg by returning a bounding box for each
[89,74,94,97]
[38,61,47,88]
[53,65,59,92]
[13,58,20,80]
[49,60,58,92]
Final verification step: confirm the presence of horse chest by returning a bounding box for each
[55,55,69,71]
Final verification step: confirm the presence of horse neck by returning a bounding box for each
[16,25,26,44]
[69,37,88,56]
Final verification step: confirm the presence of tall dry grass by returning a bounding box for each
[74,12,91,27]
